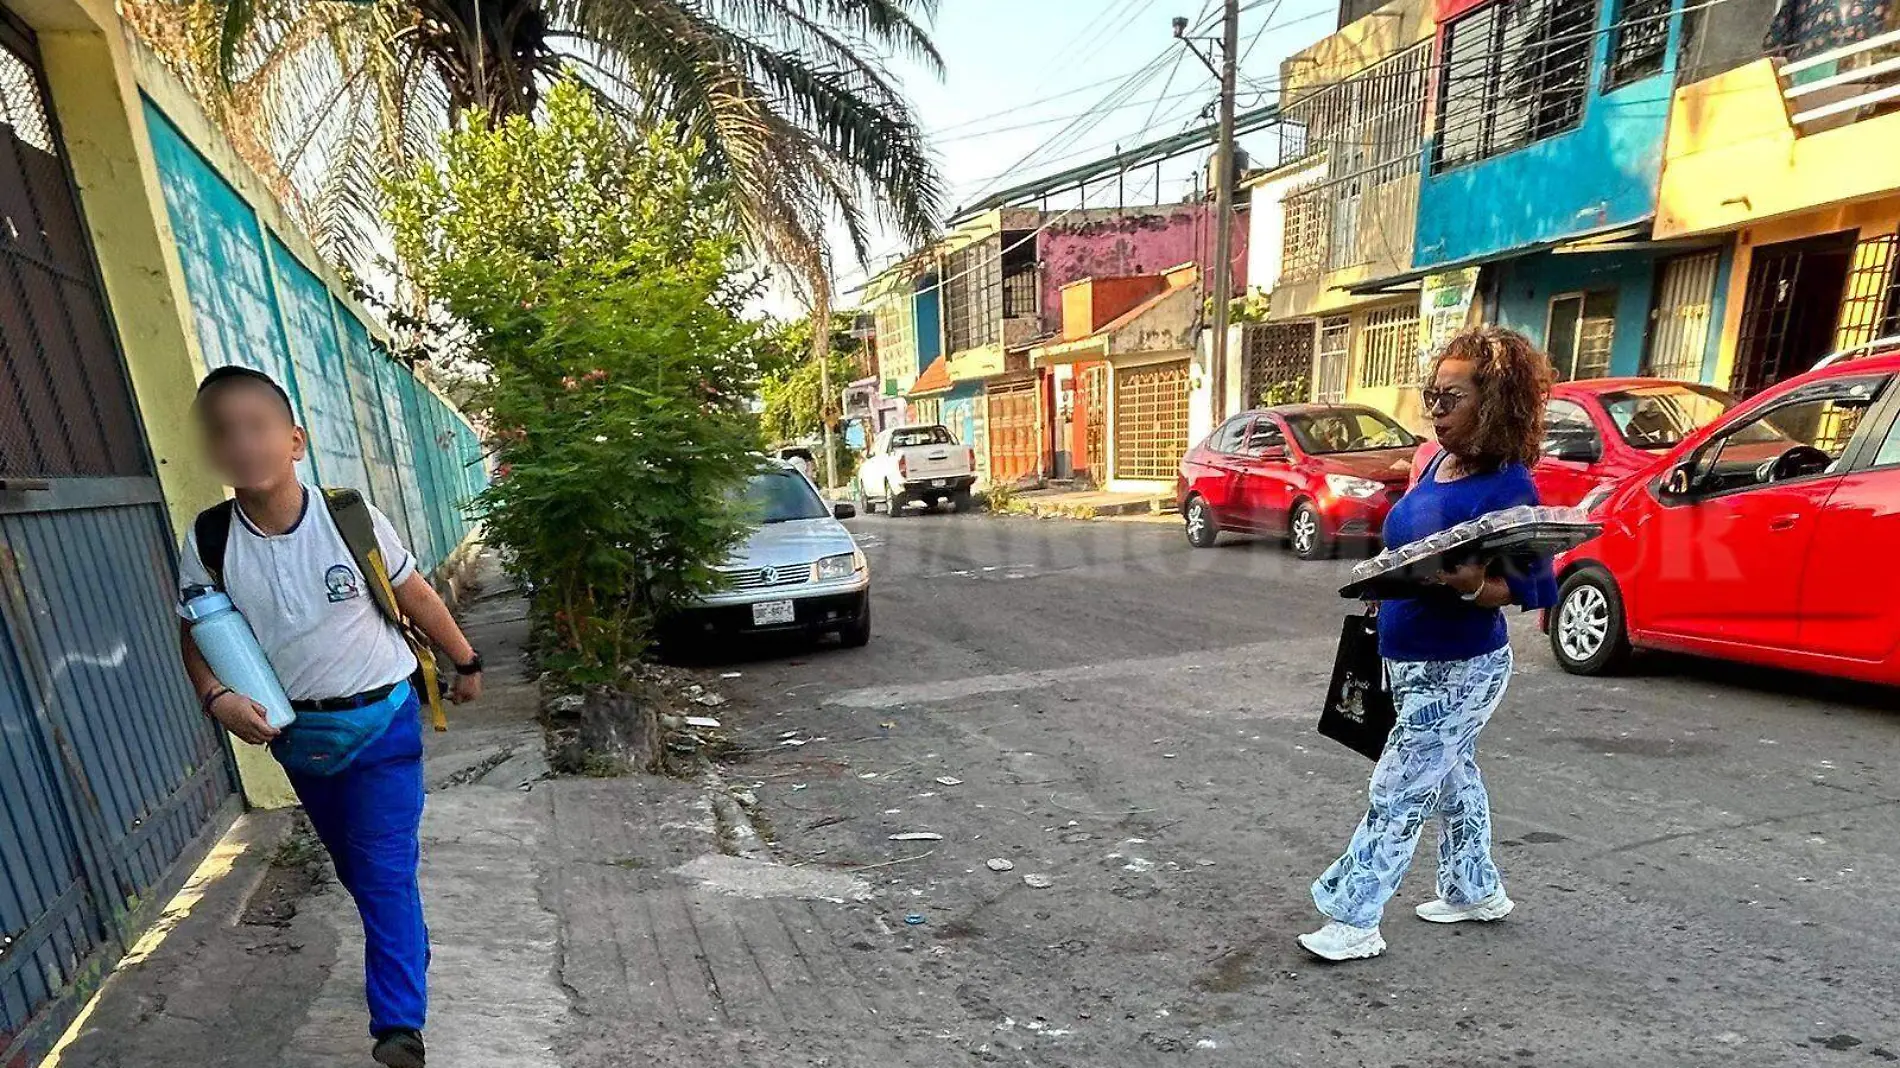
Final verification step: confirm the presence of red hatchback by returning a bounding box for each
[1548,352,1900,686]
[1178,404,1418,559]
[1536,378,1742,507]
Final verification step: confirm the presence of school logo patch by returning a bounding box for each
[324,564,361,603]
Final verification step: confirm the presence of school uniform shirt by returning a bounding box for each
[179,486,419,701]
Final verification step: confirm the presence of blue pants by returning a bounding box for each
[1313,646,1513,929]
[285,692,429,1036]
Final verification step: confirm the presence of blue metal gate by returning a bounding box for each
[0,15,238,1062]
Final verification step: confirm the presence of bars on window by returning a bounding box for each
[1435,0,1596,172]
[1606,0,1671,88]
[1113,360,1191,481]
[1836,233,1900,351]
[1642,251,1719,381]
[1316,316,1352,401]
[1358,305,1424,388]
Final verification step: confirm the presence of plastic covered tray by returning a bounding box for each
[1338,505,1601,600]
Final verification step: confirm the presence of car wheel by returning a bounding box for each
[1550,568,1631,676]
[839,603,871,648]
[888,482,909,516]
[1183,495,1219,549]
[1288,501,1330,561]
[951,488,974,513]
[855,481,877,515]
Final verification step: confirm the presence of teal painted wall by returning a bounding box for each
[142,95,483,569]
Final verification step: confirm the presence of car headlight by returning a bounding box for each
[1325,474,1384,499]
[814,551,865,581]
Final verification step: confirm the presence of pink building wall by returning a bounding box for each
[1036,205,1251,335]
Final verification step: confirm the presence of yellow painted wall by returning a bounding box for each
[1710,199,1900,386]
[1281,0,1432,96]
[1657,60,1900,239]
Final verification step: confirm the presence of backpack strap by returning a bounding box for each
[322,488,448,732]
[192,500,236,588]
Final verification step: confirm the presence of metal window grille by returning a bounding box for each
[1279,182,1327,284]
[1434,0,1596,173]
[1082,363,1108,477]
[1316,316,1351,401]
[1002,265,1038,319]
[1241,322,1316,405]
[1836,233,1900,350]
[1284,43,1429,273]
[874,297,914,385]
[944,238,1000,354]
[0,31,148,479]
[1358,305,1423,388]
[1113,360,1191,481]
[1642,251,1720,380]
[1606,0,1672,88]
[1549,290,1618,380]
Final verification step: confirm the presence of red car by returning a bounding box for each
[1536,378,1743,507]
[1178,404,1419,559]
[1548,350,1900,686]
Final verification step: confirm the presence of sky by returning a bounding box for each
[785,0,1347,313]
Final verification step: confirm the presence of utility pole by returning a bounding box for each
[1176,0,1241,423]
[819,334,838,491]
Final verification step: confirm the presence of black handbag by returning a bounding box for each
[1318,613,1397,761]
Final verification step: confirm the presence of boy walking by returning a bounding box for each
[177,366,482,1068]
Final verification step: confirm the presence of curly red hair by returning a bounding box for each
[1431,327,1554,470]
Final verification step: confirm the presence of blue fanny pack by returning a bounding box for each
[271,680,412,777]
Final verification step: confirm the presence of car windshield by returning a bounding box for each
[1600,385,1742,449]
[890,426,954,448]
[1283,409,1417,454]
[739,469,829,524]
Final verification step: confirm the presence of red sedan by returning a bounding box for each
[1535,378,1742,507]
[1177,404,1418,559]
[1548,350,1900,686]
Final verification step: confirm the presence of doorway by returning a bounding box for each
[1731,230,1858,397]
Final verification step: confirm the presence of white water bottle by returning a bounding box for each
[179,586,296,729]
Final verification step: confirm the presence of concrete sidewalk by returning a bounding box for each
[1005,487,1177,520]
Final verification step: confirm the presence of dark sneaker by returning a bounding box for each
[372,1029,425,1068]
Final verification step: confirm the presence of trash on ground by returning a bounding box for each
[792,783,808,791]
[936,776,964,786]
[880,721,897,729]
[890,832,943,842]
[1023,873,1054,889]
[684,716,722,729]
[858,771,878,779]
[904,912,927,925]
[720,671,743,679]
[987,858,1015,872]
[693,692,728,707]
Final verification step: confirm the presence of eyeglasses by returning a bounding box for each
[1421,388,1470,415]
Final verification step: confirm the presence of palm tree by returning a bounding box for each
[124,0,945,312]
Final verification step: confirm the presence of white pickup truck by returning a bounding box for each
[853,424,978,515]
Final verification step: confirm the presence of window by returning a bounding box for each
[1284,409,1417,454]
[1435,0,1596,172]
[741,469,829,524]
[1280,182,1327,285]
[1243,420,1287,455]
[891,425,954,448]
[1542,399,1602,460]
[1359,305,1424,388]
[944,239,1000,354]
[1683,376,1890,496]
[1210,416,1250,454]
[1836,233,1900,352]
[1548,290,1618,380]
[1643,251,1720,381]
[1599,384,1739,449]
[1114,360,1192,480]
[1316,316,1352,401]
[1606,0,1671,89]
[1875,411,1900,468]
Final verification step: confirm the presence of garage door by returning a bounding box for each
[985,380,1040,484]
[1113,360,1190,481]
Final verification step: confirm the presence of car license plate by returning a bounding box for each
[931,478,948,488]
[752,600,795,626]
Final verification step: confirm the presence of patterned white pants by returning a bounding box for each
[1312,645,1515,929]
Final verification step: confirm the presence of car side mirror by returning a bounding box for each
[1659,461,1698,500]
[832,502,857,520]
[1546,435,1601,464]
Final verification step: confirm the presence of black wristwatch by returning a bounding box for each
[454,653,484,676]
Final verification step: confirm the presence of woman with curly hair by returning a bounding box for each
[1300,326,1560,962]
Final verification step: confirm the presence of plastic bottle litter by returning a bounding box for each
[179,587,295,729]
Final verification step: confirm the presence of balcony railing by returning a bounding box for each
[1780,26,1900,132]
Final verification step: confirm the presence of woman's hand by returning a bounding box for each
[1435,561,1489,595]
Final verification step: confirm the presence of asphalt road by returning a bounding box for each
[709,510,1900,1067]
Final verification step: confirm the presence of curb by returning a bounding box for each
[697,756,772,860]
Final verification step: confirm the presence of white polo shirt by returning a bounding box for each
[179,487,418,701]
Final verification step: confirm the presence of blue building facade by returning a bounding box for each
[1408,0,1728,380]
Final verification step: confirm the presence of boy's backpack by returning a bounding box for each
[193,488,448,732]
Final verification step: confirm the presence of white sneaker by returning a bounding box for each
[1297,920,1386,961]
[1414,891,1514,924]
